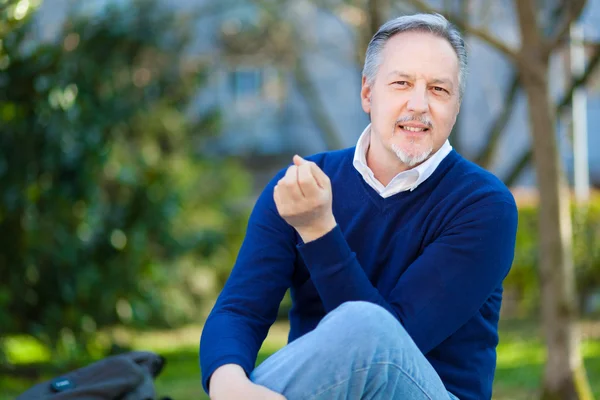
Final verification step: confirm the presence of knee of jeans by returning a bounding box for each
[328,301,408,344]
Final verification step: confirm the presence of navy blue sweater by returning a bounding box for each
[200,148,518,400]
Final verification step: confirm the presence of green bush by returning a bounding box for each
[505,193,600,317]
[0,0,251,360]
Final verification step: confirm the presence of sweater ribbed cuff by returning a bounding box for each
[297,225,353,272]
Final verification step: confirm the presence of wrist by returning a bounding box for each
[209,364,248,396]
[297,217,337,243]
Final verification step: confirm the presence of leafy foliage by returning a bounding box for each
[0,0,251,359]
[506,194,600,317]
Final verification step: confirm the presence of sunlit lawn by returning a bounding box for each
[1,320,599,399]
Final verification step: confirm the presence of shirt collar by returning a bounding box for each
[353,124,452,192]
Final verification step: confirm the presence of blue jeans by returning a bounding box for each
[250,301,460,400]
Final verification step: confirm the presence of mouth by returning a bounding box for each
[397,125,430,134]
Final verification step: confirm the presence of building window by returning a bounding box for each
[229,67,263,101]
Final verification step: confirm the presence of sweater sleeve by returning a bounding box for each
[297,199,518,354]
[199,173,296,393]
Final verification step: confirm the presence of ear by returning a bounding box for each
[450,99,461,127]
[360,76,372,114]
[454,99,461,123]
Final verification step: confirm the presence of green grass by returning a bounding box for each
[1,320,599,400]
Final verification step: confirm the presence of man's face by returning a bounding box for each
[361,31,461,167]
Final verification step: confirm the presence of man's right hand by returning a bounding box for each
[209,364,286,400]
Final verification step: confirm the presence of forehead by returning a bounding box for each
[379,31,460,82]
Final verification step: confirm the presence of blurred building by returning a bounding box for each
[32,0,600,191]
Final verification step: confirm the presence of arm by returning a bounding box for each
[208,364,285,400]
[274,156,517,355]
[199,172,296,393]
[298,199,517,353]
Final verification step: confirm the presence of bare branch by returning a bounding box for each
[234,0,344,150]
[558,44,600,110]
[461,0,472,20]
[584,40,600,48]
[304,0,368,73]
[404,0,520,63]
[444,0,471,156]
[545,0,588,53]
[443,0,453,14]
[293,58,344,149]
[504,149,531,187]
[305,0,356,38]
[367,0,385,37]
[502,44,600,185]
[475,72,520,167]
[543,0,568,37]
[514,0,542,48]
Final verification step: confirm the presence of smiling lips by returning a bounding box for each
[397,124,430,133]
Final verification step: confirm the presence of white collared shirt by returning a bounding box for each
[352,125,453,198]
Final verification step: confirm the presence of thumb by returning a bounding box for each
[293,154,306,166]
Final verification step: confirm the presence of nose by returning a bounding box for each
[407,85,428,114]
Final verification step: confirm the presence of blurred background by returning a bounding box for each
[0,0,599,399]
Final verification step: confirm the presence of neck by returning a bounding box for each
[366,138,414,187]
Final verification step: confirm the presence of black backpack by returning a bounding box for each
[16,351,171,400]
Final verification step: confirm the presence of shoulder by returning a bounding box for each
[444,152,516,209]
[427,155,518,250]
[429,152,518,233]
[303,147,355,172]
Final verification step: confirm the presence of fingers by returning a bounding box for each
[293,154,304,166]
[276,165,303,202]
[273,181,282,206]
[275,156,330,212]
[308,162,330,189]
[297,162,320,198]
[293,155,330,191]
[273,156,334,233]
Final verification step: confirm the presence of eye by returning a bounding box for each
[392,81,409,86]
[432,86,449,94]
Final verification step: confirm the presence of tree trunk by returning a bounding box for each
[367,0,385,39]
[446,0,471,156]
[355,0,388,68]
[514,1,593,399]
[521,64,591,400]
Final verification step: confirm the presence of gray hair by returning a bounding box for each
[362,13,468,100]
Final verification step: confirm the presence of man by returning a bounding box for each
[200,13,518,400]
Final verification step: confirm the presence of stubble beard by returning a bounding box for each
[391,115,434,167]
[391,140,433,167]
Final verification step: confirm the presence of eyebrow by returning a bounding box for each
[387,70,455,90]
